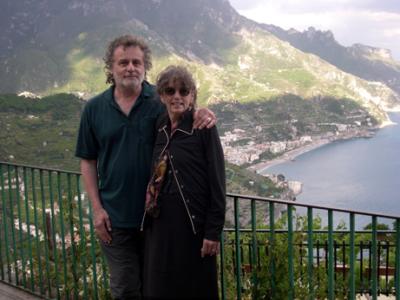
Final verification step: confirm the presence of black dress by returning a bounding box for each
[143,193,219,299]
[143,112,225,299]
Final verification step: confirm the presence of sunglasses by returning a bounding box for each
[163,86,191,97]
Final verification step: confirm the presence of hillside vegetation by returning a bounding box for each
[0,93,282,197]
[0,93,83,170]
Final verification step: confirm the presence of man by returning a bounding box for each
[75,35,216,299]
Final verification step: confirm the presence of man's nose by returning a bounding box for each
[127,62,135,71]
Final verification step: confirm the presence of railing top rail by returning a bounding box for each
[0,161,80,175]
[2,161,399,220]
[223,228,397,234]
[227,193,400,220]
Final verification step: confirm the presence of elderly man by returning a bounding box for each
[75,35,216,299]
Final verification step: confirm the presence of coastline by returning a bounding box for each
[249,128,378,174]
[249,138,332,173]
[248,112,400,175]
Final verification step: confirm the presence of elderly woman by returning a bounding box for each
[142,65,226,299]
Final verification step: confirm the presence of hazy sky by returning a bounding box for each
[229,0,400,61]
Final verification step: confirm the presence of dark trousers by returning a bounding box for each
[100,228,144,300]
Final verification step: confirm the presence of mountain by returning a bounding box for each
[263,25,400,96]
[1,0,399,117]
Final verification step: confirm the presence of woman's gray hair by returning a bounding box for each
[156,65,197,107]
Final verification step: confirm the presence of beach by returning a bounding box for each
[249,126,381,174]
[247,110,400,175]
[249,138,332,173]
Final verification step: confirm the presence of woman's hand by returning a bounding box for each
[201,239,220,258]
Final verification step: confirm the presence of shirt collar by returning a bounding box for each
[178,110,194,133]
[141,80,153,98]
[107,80,154,108]
[160,109,194,134]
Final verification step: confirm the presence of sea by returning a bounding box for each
[260,113,400,227]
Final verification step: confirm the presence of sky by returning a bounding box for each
[229,0,400,61]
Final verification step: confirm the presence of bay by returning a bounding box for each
[261,113,400,223]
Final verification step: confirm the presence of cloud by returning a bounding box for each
[384,28,400,38]
[229,0,400,14]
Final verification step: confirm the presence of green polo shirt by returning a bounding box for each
[75,81,164,228]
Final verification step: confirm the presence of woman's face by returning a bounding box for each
[160,82,194,118]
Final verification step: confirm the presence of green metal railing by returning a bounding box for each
[223,195,400,300]
[1,161,399,299]
[0,162,109,299]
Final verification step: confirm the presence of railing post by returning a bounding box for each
[371,217,378,300]
[76,175,89,299]
[7,165,19,285]
[56,172,69,299]
[328,209,334,299]
[0,166,3,281]
[31,169,44,295]
[48,171,61,299]
[349,213,355,300]
[219,232,226,300]
[75,175,88,299]
[88,201,99,299]
[0,164,12,282]
[307,207,314,300]
[234,196,242,299]
[15,167,27,289]
[395,218,400,300]
[384,241,390,295]
[100,248,109,298]
[269,201,275,297]
[31,168,45,294]
[250,199,258,299]
[288,204,294,299]
[39,169,52,298]
[360,240,365,292]
[66,173,79,299]
[341,240,346,290]
[22,167,35,292]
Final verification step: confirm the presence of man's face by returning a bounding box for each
[111,45,145,90]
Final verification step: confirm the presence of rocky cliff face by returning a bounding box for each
[263,25,400,96]
[1,0,241,63]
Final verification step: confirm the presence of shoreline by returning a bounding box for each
[249,128,379,174]
[249,138,332,173]
[248,112,400,174]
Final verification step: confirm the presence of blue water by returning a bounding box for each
[261,113,400,218]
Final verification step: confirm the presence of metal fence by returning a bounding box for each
[1,161,399,299]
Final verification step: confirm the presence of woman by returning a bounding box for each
[142,65,226,299]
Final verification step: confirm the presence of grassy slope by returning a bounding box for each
[0,93,280,197]
[0,94,83,170]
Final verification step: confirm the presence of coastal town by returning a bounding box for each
[218,107,381,199]
[220,119,377,169]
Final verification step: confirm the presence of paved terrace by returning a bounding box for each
[0,282,42,299]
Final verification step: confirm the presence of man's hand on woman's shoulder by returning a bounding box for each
[193,108,217,129]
